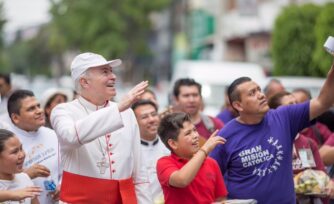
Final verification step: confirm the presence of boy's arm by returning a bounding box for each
[169,130,226,188]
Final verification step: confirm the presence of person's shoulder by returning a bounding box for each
[38,126,56,134]
[15,173,33,183]
[53,99,78,111]
[209,115,224,126]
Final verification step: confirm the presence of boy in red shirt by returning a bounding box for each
[157,112,228,204]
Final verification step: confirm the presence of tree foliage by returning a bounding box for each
[6,28,53,76]
[312,3,334,76]
[49,0,170,60]
[272,4,320,76]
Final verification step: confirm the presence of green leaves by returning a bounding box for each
[272,3,334,77]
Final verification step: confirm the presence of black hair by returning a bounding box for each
[268,91,291,109]
[45,93,68,110]
[0,129,15,153]
[292,88,312,100]
[8,90,35,118]
[173,78,202,98]
[227,77,252,105]
[0,73,11,85]
[131,99,158,112]
[158,112,191,151]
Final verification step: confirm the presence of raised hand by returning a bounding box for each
[24,164,50,179]
[118,81,149,112]
[200,129,226,156]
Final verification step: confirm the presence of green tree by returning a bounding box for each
[49,0,171,80]
[272,4,320,76]
[312,3,334,76]
[7,28,53,76]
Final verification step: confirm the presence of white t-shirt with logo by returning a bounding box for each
[0,173,34,204]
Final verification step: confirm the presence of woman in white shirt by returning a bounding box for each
[0,129,41,204]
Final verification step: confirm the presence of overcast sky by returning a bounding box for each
[3,0,50,33]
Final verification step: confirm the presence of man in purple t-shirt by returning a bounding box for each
[210,62,334,204]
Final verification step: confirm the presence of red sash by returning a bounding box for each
[60,171,137,204]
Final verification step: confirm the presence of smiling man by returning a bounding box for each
[132,99,170,202]
[210,62,334,204]
[51,52,151,203]
[6,89,60,204]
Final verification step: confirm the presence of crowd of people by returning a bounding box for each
[0,51,334,204]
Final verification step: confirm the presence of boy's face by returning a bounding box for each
[169,121,200,159]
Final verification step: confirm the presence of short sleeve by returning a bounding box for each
[156,157,179,187]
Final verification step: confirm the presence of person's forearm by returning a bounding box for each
[310,62,334,120]
[169,149,207,188]
[0,190,15,202]
[319,145,334,166]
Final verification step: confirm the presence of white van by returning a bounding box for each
[171,60,267,116]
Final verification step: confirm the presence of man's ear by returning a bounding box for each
[11,113,20,125]
[232,101,243,112]
[79,77,89,89]
[167,138,178,151]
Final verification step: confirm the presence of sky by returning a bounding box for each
[2,0,50,33]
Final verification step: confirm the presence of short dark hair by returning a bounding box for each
[292,88,312,100]
[173,78,202,98]
[0,73,11,85]
[227,77,252,105]
[0,129,15,153]
[8,90,35,118]
[158,112,191,151]
[268,91,291,109]
[131,99,158,112]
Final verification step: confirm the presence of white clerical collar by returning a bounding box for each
[141,137,159,146]
[78,96,109,112]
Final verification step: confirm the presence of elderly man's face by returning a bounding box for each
[84,65,117,101]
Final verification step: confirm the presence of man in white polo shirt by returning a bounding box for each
[51,52,151,203]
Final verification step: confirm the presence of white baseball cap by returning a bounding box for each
[40,88,73,109]
[71,52,122,81]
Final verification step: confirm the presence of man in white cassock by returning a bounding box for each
[51,52,152,204]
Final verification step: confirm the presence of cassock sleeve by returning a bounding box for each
[50,102,124,150]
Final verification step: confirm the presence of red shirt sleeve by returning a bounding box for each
[324,134,334,146]
[156,156,179,187]
[212,117,224,130]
